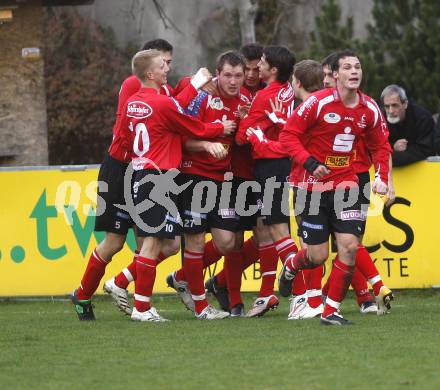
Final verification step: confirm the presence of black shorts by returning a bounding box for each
[357,171,371,234]
[254,158,291,226]
[179,174,239,234]
[133,169,181,239]
[232,176,258,232]
[94,154,134,234]
[297,187,365,245]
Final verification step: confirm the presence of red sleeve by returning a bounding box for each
[364,104,391,183]
[248,134,287,157]
[163,98,223,139]
[117,76,140,116]
[236,94,269,144]
[279,96,319,166]
[172,77,198,109]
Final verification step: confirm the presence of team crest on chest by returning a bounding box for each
[277,84,294,102]
[209,96,224,110]
[324,112,341,124]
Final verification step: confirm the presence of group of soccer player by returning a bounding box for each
[71,38,395,325]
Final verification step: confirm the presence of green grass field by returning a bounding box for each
[1,290,439,390]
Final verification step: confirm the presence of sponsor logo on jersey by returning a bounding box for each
[344,116,354,122]
[297,96,317,117]
[277,84,294,102]
[323,112,341,124]
[127,101,153,119]
[340,209,366,221]
[325,155,350,168]
[357,114,367,128]
[209,96,224,110]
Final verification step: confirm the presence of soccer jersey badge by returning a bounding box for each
[209,96,224,110]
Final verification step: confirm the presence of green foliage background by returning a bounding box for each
[43,0,440,164]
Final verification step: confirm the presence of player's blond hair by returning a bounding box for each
[132,49,162,82]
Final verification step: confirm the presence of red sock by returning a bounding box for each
[114,251,139,289]
[305,266,323,308]
[259,243,278,297]
[215,237,259,290]
[355,245,383,296]
[134,256,157,312]
[322,281,329,296]
[322,258,354,317]
[215,270,227,288]
[203,240,223,268]
[175,267,185,282]
[351,267,374,305]
[242,237,259,268]
[274,237,298,263]
[322,258,335,297]
[156,252,167,264]
[224,250,244,308]
[183,249,208,314]
[77,249,109,300]
[292,270,306,295]
[285,248,314,273]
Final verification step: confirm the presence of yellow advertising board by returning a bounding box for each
[0,162,439,297]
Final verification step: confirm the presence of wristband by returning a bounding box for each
[303,156,324,174]
[191,69,210,90]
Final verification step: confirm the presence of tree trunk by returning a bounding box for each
[237,0,258,44]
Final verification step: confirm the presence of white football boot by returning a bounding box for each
[246,295,279,318]
[195,305,230,320]
[166,272,195,312]
[103,277,132,315]
[131,307,169,322]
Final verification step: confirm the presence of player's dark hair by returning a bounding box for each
[141,38,173,53]
[294,60,324,93]
[331,49,360,72]
[216,51,246,72]
[262,46,295,83]
[322,52,338,68]
[240,43,264,61]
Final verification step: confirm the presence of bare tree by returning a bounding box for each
[237,0,258,44]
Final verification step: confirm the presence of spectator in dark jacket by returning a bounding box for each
[381,84,434,166]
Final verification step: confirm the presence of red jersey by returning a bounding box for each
[236,80,295,160]
[115,87,224,170]
[108,75,198,162]
[352,111,390,174]
[230,86,255,179]
[181,91,247,181]
[279,88,390,190]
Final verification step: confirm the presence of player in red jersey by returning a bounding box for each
[282,60,326,320]
[235,46,299,317]
[202,43,265,317]
[118,49,234,321]
[320,53,395,316]
[102,39,221,315]
[245,59,326,319]
[167,51,248,320]
[71,38,213,321]
[278,50,391,325]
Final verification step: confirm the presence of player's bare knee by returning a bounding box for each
[215,234,235,254]
[185,233,205,252]
[307,245,328,264]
